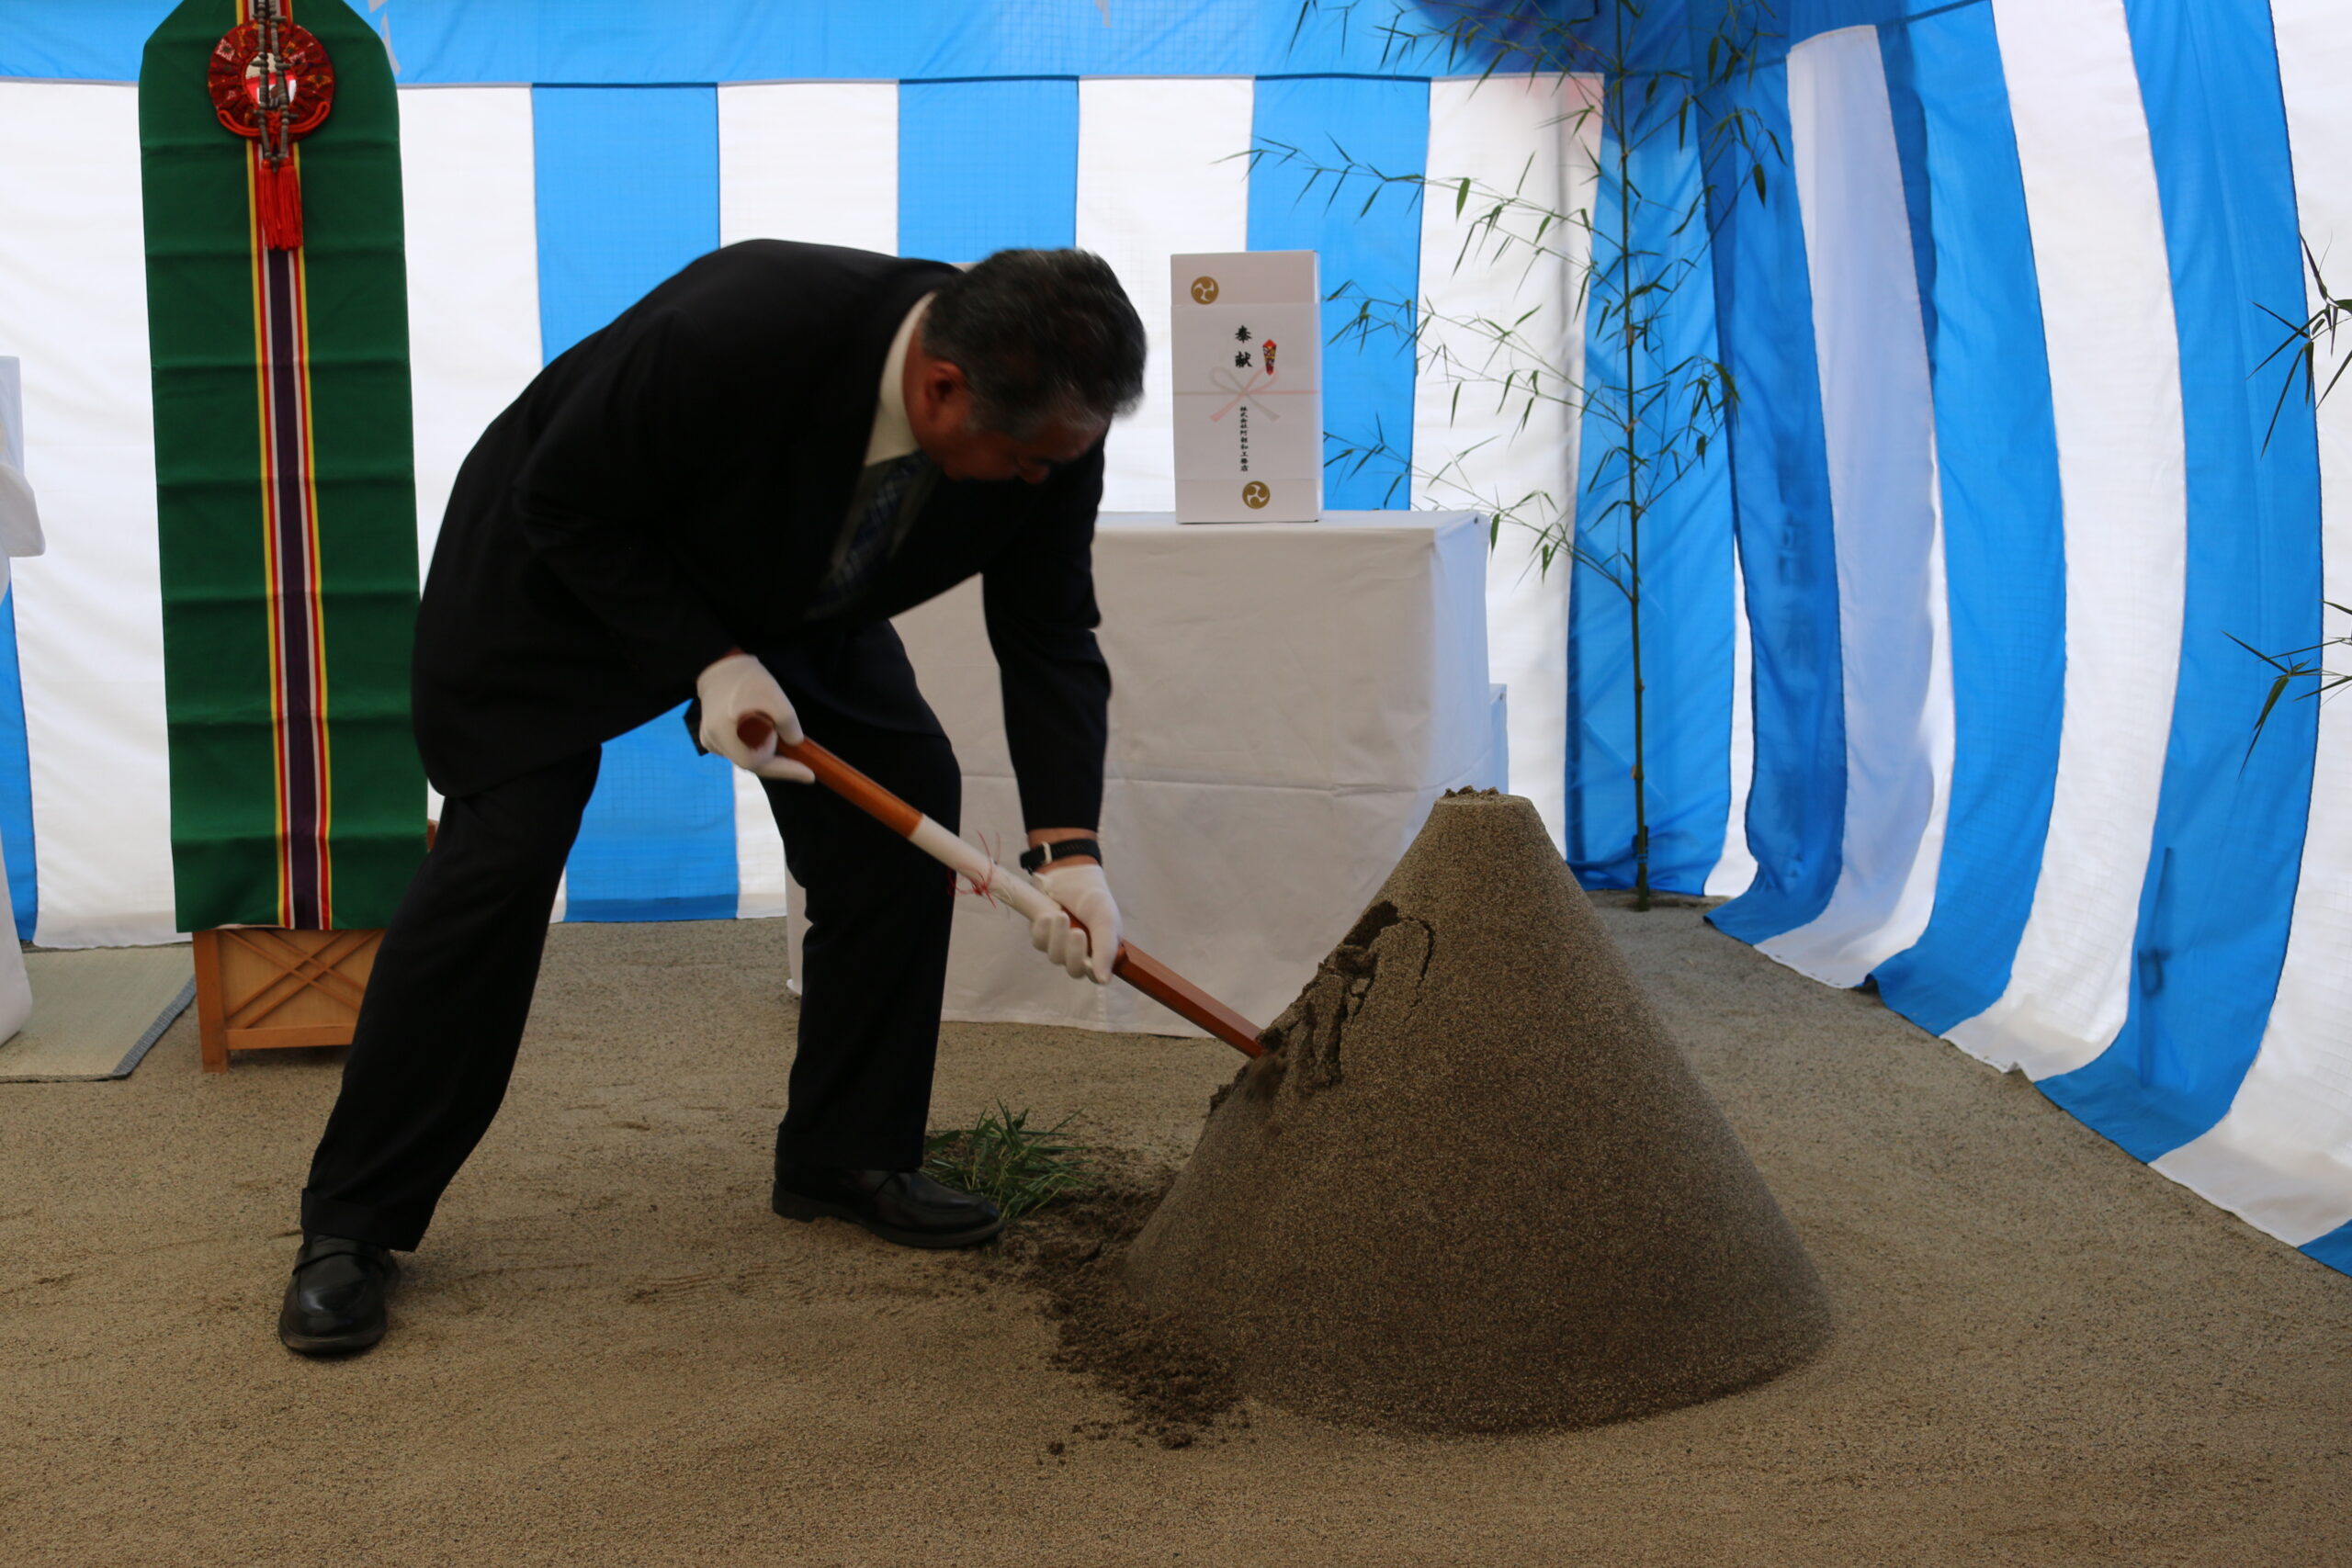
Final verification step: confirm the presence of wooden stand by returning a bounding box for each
[191,927,384,1072]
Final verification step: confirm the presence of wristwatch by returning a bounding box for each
[1019,838,1102,874]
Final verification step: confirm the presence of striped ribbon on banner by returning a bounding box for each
[248,216,334,927]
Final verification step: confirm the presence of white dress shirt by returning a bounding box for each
[862,295,933,468]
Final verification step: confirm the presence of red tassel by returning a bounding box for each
[259,156,304,251]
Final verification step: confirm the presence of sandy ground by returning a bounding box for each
[3,897,2346,1567]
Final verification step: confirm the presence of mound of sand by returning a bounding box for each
[1124,791,1831,1432]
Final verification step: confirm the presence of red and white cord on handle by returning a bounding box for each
[737,716,1264,1058]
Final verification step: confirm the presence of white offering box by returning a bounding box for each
[1170,250,1323,523]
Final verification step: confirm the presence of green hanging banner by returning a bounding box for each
[139,0,424,931]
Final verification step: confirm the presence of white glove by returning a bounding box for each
[1030,861,1121,985]
[695,652,815,784]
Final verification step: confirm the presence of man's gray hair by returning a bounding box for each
[921,249,1148,437]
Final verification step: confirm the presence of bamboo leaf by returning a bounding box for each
[2245,670,2296,764]
[2227,630,2295,674]
[2322,352,2352,405]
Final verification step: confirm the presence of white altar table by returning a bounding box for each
[789,511,1502,1038]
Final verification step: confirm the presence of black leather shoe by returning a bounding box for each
[277,1235,399,1356]
[772,1165,1005,1249]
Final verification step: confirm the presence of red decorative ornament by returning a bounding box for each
[208,3,336,251]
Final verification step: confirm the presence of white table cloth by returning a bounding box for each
[788,510,1502,1037]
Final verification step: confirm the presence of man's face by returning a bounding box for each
[906,355,1103,484]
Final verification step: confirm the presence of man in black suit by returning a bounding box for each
[277,243,1148,1356]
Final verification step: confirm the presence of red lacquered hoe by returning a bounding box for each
[738,716,1264,1057]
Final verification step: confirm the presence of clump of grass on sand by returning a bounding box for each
[923,1105,1099,1224]
[928,1111,1245,1448]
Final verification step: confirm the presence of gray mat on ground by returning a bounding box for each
[0,945,197,1082]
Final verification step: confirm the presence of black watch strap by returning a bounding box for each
[1019,838,1102,874]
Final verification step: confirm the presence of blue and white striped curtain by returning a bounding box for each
[0,0,2345,1273]
[1696,0,2348,1279]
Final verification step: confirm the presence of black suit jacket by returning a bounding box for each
[412,241,1112,829]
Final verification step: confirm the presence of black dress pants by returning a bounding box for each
[300,637,961,1252]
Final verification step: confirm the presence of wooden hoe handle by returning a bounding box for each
[739,716,1265,1058]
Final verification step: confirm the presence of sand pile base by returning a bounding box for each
[964,1167,1249,1449]
[1125,791,1831,1433]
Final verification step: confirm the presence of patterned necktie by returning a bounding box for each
[813,450,932,613]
